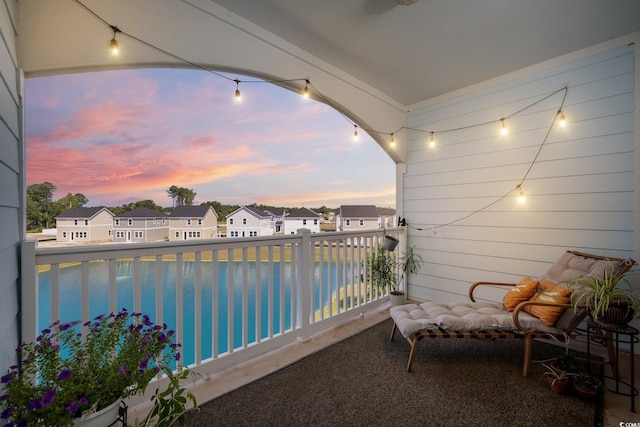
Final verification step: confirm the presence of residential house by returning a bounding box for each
[226,206,274,237]
[284,207,321,234]
[378,208,397,229]
[112,208,169,243]
[168,205,218,241]
[55,207,115,243]
[264,208,286,233]
[336,205,380,231]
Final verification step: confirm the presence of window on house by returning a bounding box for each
[243,218,247,225]
[62,232,67,238]
[187,219,192,225]
[230,218,234,225]
[198,219,202,225]
[359,219,364,226]
[175,231,180,238]
[115,219,120,226]
[128,219,133,226]
[74,220,78,226]
[314,219,318,225]
[84,220,88,225]
[346,219,351,226]
[303,219,307,225]
[134,231,143,238]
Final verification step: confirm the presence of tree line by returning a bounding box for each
[26,182,336,232]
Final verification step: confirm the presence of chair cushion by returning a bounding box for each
[503,277,539,311]
[523,280,572,327]
[390,301,556,338]
[539,251,621,329]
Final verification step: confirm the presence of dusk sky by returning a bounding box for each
[25,68,395,209]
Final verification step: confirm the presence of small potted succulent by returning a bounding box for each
[541,363,572,394]
[572,373,603,400]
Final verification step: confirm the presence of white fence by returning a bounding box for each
[21,228,404,379]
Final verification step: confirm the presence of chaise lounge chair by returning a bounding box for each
[389,250,636,376]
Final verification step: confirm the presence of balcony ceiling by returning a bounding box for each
[211,0,640,106]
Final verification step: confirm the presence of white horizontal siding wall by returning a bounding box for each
[403,42,637,307]
[0,0,21,377]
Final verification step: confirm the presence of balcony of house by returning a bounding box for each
[20,227,405,417]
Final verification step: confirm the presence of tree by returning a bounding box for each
[26,182,57,230]
[166,185,196,206]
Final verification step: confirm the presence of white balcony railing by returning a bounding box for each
[21,227,404,380]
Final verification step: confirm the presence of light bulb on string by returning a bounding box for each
[353,125,359,141]
[390,133,395,147]
[516,185,526,204]
[500,118,508,136]
[109,26,120,55]
[234,79,241,102]
[428,132,436,148]
[557,110,567,127]
[303,79,310,99]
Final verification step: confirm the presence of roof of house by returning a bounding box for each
[264,208,286,216]
[338,205,379,218]
[169,205,216,218]
[287,207,320,219]
[377,208,396,216]
[115,207,169,218]
[228,205,271,219]
[56,206,113,219]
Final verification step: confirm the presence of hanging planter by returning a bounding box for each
[382,235,399,251]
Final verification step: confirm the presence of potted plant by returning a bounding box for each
[0,308,197,427]
[572,373,602,401]
[566,270,640,326]
[550,352,580,376]
[368,244,423,306]
[541,363,571,394]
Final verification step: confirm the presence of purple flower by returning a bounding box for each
[56,369,72,381]
[1,406,14,418]
[0,394,8,402]
[139,360,148,371]
[42,389,56,406]
[4,420,14,427]
[27,398,42,411]
[176,352,181,362]
[67,401,79,414]
[79,397,89,405]
[0,374,11,384]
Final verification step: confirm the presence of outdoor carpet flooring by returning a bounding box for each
[184,318,601,427]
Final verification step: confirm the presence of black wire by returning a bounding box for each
[408,86,569,233]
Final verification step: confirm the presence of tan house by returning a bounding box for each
[168,205,218,241]
[112,207,169,243]
[336,205,380,231]
[56,207,115,243]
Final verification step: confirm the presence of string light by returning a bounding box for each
[390,133,395,147]
[303,79,310,98]
[499,118,508,136]
[234,79,241,102]
[428,132,436,148]
[109,26,120,55]
[353,125,359,141]
[516,185,526,204]
[557,109,567,127]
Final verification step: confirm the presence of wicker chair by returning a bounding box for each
[389,250,636,376]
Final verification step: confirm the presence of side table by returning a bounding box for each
[586,320,638,412]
